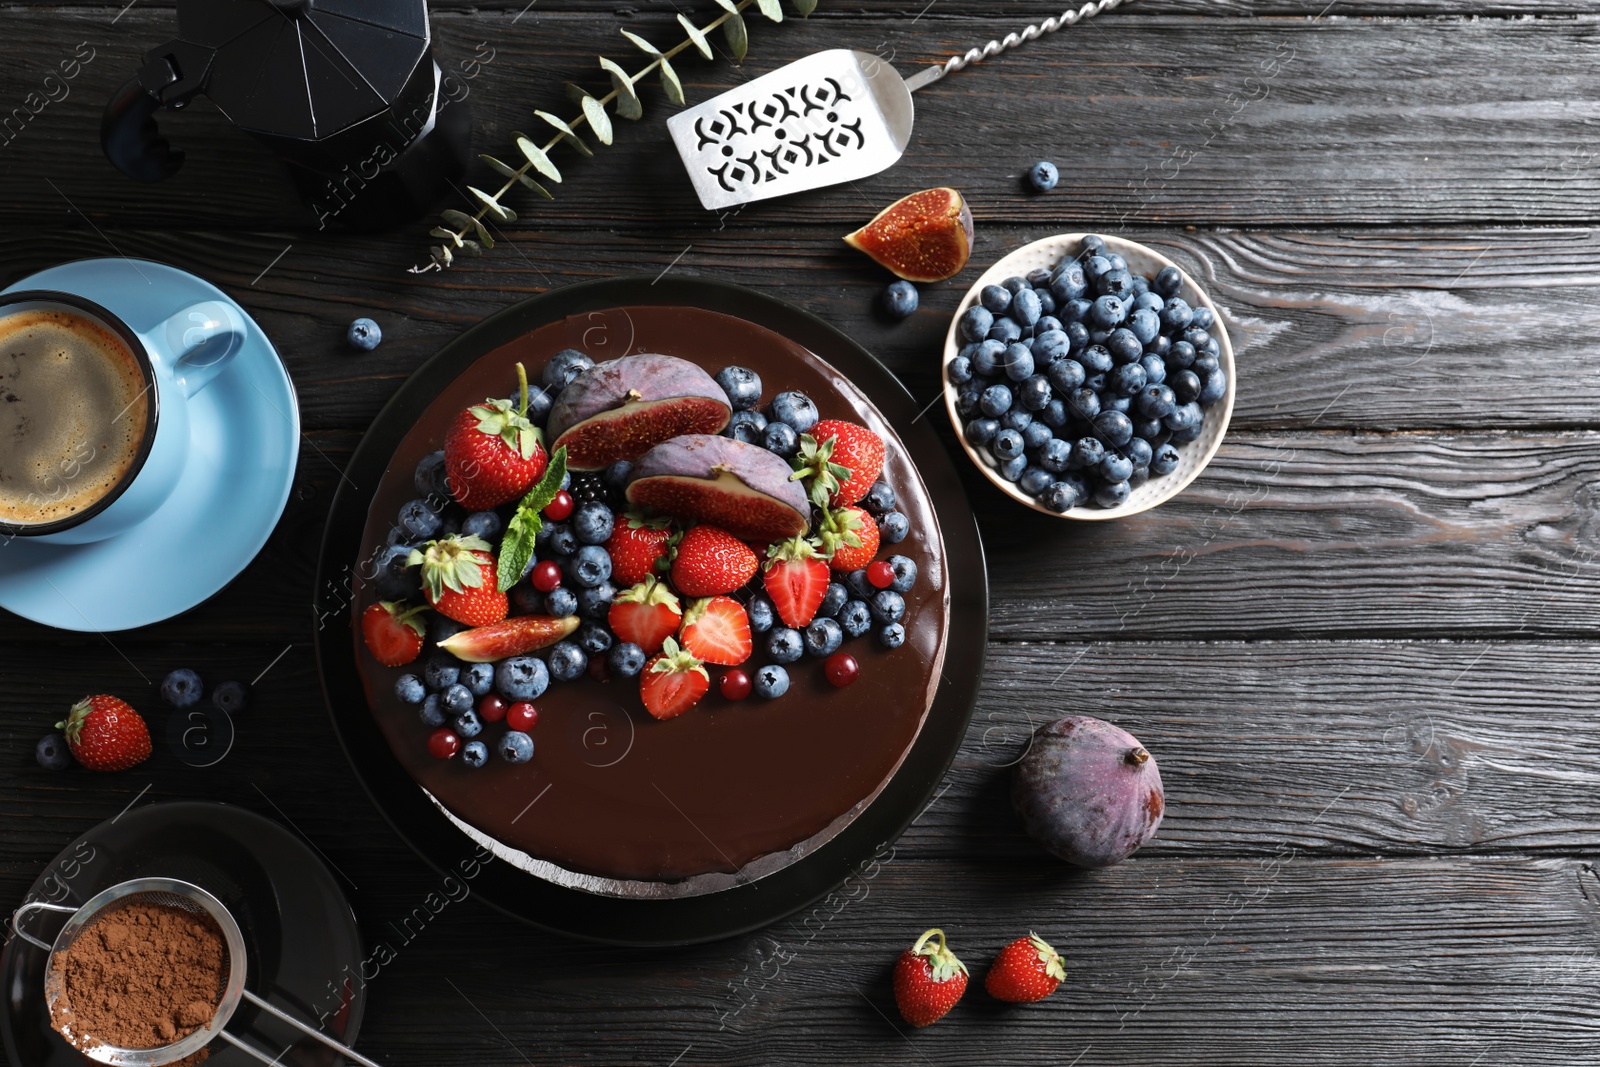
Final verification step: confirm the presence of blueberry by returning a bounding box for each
[578,622,613,656]
[397,499,442,541]
[993,428,1026,461]
[1034,329,1070,364]
[1084,254,1113,282]
[1039,438,1073,473]
[573,502,614,545]
[608,642,646,677]
[548,641,587,681]
[1002,343,1035,383]
[1088,295,1125,330]
[1125,437,1154,469]
[1107,329,1143,365]
[1193,353,1221,376]
[964,418,1000,447]
[545,587,578,617]
[972,339,1006,378]
[1011,288,1042,329]
[577,582,616,620]
[1099,453,1135,483]
[424,654,461,691]
[1138,384,1178,419]
[1150,443,1180,475]
[845,569,874,599]
[876,622,907,649]
[462,511,503,541]
[453,707,483,739]
[1023,421,1053,453]
[999,454,1027,482]
[1028,160,1059,192]
[1160,297,1193,335]
[879,511,910,544]
[1198,368,1228,406]
[35,733,70,771]
[1093,410,1133,447]
[762,420,800,458]
[1132,415,1164,443]
[1062,305,1092,333]
[347,317,382,351]
[547,523,578,557]
[524,386,555,426]
[1128,307,1161,346]
[1019,466,1053,496]
[979,385,1013,418]
[439,683,472,716]
[1140,354,1167,385]
[1130,274,1150,296]
[946,356,973,387]
[1071,437,1106,470]
[418,695,446,729]
[495,656,549,701]
[1001,276,1030,295]
[958,305,994,343]
[754,664,790,699]
[1153,266,1183,297]
[543,349,594,390]
[1181,326,1213,352]
[498,731,535,764]
[1109,363,1147,397]
[838,600,873,638]
[462,662,494,697]
[1041,399,1071,429]
[1027,268,1054,287]
[160,668,204,709]
[1098,270,1134,301]
[980,284,1012,314]
[1105,395,1133,414]
[767,390,819,433]
[1040,480,1080,512]
[437,511,463,537]
[1168,340,1197,370]
[462,740,489,768]
[1001,410,1033,436]
[883,280,919,319]
[1080,234,1107,256]
[1169,419,1204,444]
[886,555,916,593]
[862,480,896,514]
[1067,388,1100,421]
[429,615,466,646]
[1047,358,1086,394]
[819,581,850,618]
[1165,402,1203,432]
[414,450,449,498]
[1095,480,1132,508]
[570,545,612,587]
[511,584,545,614]
[604,461,634,489]
[988,317,1023,345]
[1079,344,1114,374]
[1133,292,1166,314]
[1190,306,1215,330]
[716,366,763,410]
[395,674,426,704]
[1034,289,1057,316]
[1170,370,1202,405]
[727,409,768,445]
[767,627,804,664]
[869,589,906,624]
[804,617,844,657]
[747,593,776,634]
[1050,262,1088,303]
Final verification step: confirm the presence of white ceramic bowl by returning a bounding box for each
[941,233,1236,519]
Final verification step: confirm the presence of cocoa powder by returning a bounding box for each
[49,900,227,1054]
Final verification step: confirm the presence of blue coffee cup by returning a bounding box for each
[0,289,246,545]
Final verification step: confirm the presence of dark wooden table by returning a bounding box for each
[5,0,1599,1063]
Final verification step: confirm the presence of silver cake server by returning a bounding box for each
[667,0,1129,211]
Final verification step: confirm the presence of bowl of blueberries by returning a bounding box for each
[942,233,1234,518]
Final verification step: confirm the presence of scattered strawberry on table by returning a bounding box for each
[984,933,1066,1003]
[368,349,921,767]
[55,695,151,772]
[893,928,968,1027]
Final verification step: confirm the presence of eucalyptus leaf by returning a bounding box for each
[712,0,739,12]
[480,153,555,198]
[620,29,661,56]
[565,81,590,106]
[658,56,685,106]
[580,94,614,144]
[598,57,643,120]
[467,185,516,222]
[756,0,784,22]
[535,109,595,157]
[432,244,454,268]
[677,14,714,59]
[459,239,484,256]
[512,133,563,183]
[429,226,465,248]
[441,209,494,249]
[792,0,817,13]
[722,11,748,61]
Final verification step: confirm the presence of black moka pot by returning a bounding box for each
[102,0,471,231]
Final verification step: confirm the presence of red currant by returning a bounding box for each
[478,694,507,723]
[824,652,859,688]
[720,669,752,701]
[531,559,563,592]
[427,728,461,760]
[543,490,574,521]
[506,702,539,731]
[867,560,895,589]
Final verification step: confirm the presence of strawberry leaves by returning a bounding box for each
[496,445,568,591]
[789,432,852,507]
[411,534,495,601]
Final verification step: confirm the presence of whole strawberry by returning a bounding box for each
[444,362,548,510]
[671,525,758,597]
[818,505,879,572]
[605,512,677,587]
[56,695,151,772]
[984,933,1065,1003]
[893,928,968,1028]
[793,420,886,507]
[409,534,509,626]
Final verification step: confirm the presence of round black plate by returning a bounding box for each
[312,276,987,946]
[2,801,365,1067]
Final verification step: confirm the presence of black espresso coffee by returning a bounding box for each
[0,307,150,527]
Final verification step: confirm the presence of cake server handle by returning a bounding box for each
[902,0,1132,92]
[8,900,78,952]
[239,988,386,1067]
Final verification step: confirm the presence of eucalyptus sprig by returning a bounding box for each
[412,0,818,273]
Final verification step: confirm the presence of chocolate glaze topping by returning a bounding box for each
[354,306,949,888]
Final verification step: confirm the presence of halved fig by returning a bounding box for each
[547,354,731,470]
[626,434,810,543]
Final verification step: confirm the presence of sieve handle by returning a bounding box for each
[9,900,78,952]
[215,1027,300,1067]
[241,988,385,1067]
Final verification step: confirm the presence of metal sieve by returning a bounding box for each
[13,877,382,1067]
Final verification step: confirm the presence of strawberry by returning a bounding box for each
[639,637,710,720]
[984,933,1066,1003]
[671,525,758,597]
[678,596,752,666]
[444,362,548,510]
[437,614,580,662]
[793,420,886,507]
[409,535,508,626]
[609,576,683,654]
[762,536,830,628]
[818,505,879,572]
[361,601,428,666]
[605,512,677,587]
[56,695,151,772]
[893,928,968,1028]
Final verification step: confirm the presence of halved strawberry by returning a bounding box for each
[818,505,880,572]
[444,362,548,510]
[762,536,830,628]
[640,637,710,720]
[361,601,428,666]
[437,614,580,662]
[792,420,886,507]
[678,596,752,666]
[671,525,759,597]
[409,535,508,626]
[605,512,677,587]
[608,576,683,654]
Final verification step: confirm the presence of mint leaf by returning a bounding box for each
[496,445,568,591]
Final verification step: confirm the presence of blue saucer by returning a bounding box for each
[0,259,299,631]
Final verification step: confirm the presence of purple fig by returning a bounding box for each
[1012,715,1164,868]
[626,433,810,543]
[547,354,732,470]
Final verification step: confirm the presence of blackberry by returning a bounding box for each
[571,472,609,505]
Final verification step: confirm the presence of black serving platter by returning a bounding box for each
[312,276,987,945]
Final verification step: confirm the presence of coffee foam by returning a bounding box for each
[0,308,149,526]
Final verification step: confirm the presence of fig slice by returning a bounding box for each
[437,614,581,662]
[547,353,732,470]
[843,187,975,283]
[626,434,810,543]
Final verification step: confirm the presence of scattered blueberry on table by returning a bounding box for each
[1028,161,1059,193]
[882,279,919,319]
[347,317,382,351]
